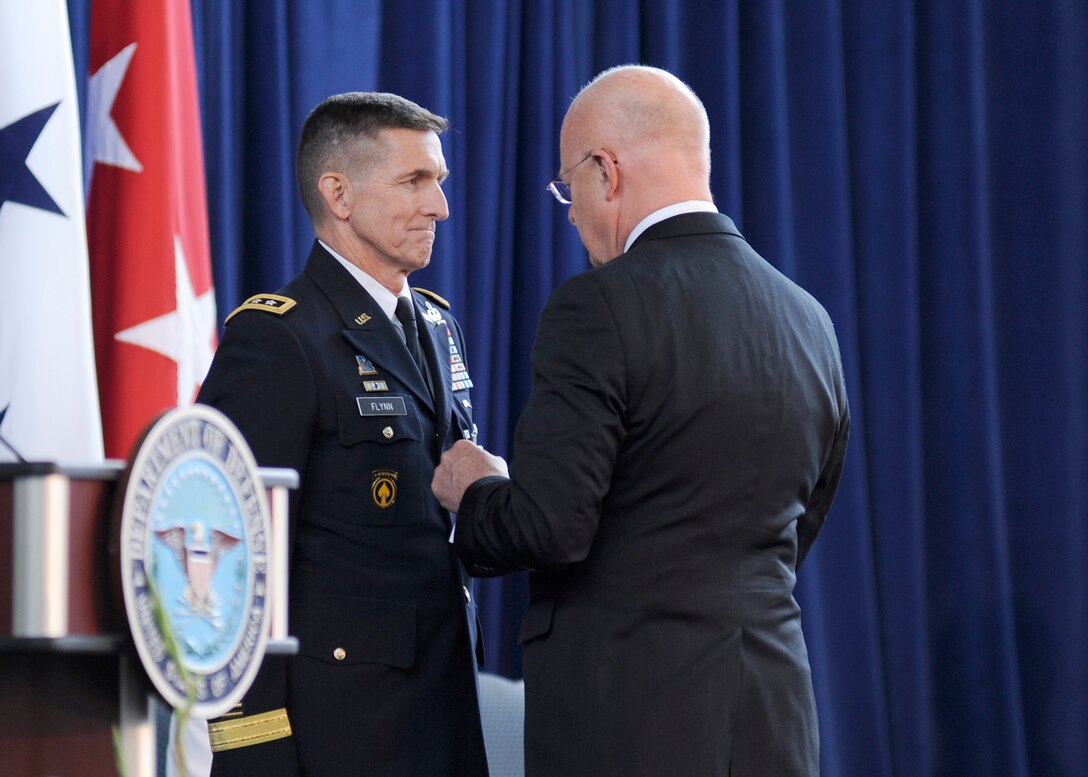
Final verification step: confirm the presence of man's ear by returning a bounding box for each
[598,153,621,202]
[318,172,351,220]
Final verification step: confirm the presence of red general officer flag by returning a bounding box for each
[86,0,217,460]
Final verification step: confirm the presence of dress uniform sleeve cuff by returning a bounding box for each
[208,707,293,752]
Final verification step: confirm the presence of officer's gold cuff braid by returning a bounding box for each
[207,707,293,752]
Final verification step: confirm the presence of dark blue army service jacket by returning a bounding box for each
[197,241,488,777]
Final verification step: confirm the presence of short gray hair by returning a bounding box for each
[295,92,448,223]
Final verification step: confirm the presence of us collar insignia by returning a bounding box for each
[356,355,378,376]
[354,313,371,326]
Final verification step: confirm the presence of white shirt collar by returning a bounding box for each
[319,239,410,321]
[623,200,719,253]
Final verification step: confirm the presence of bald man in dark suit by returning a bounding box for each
[433,66,849,777]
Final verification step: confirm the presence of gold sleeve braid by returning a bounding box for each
[207,707,293,752]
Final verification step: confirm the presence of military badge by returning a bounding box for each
[116,405,272,719]
[371,470,398,508]
[225,293,296,324]
[420,301,444,326]
[446,326,474,391]
[356,355,378,376]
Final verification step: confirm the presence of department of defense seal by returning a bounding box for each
[117,405,272,719]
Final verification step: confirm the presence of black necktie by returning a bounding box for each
[394,296,427,378]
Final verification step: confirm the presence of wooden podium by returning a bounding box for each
[0,462,296,777]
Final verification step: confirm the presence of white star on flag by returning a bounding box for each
[87,0,217,458]
[85,41,141,193]
[115,235,216,405]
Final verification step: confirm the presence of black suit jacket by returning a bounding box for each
[198,242,489,777]
[455,213,849,777]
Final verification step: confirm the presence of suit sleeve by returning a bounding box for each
[456,274,626,575]
[796,343,850,569]
[197,311,315,775]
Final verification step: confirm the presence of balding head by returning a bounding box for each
[557,66,714,265]
[566,66,710,177]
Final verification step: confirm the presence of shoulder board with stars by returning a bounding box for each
[412,287,450,310]
[225,294,297,324]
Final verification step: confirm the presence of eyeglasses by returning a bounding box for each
[546,150,618,205]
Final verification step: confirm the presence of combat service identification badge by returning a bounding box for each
[372,470,398,508]
[116,405,272,719]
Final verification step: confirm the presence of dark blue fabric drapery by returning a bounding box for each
[66,2,1088,774]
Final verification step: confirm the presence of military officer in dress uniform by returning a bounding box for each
[197,92,489,777]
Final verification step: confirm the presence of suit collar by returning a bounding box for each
[317,238,407,322]
[629,211,743,250]
[304,242,435,412]
[624,201,719,252]
[303,241,386,328]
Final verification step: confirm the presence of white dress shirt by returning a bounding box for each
[623,200,719,254]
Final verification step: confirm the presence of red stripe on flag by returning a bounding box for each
[87,0,216,459]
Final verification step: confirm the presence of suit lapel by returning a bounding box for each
[303,243,435,413]
[413,291,453,439]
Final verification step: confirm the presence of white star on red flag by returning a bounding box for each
[85,41,142,193]
[86,0,217,459]
[114,235,216,405]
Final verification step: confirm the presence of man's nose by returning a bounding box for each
[425,182,449,221]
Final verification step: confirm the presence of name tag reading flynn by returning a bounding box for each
[357,396,408,416]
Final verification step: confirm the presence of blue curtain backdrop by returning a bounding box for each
[65,2,1088,775]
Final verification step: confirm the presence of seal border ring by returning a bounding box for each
[117,405,272,719]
